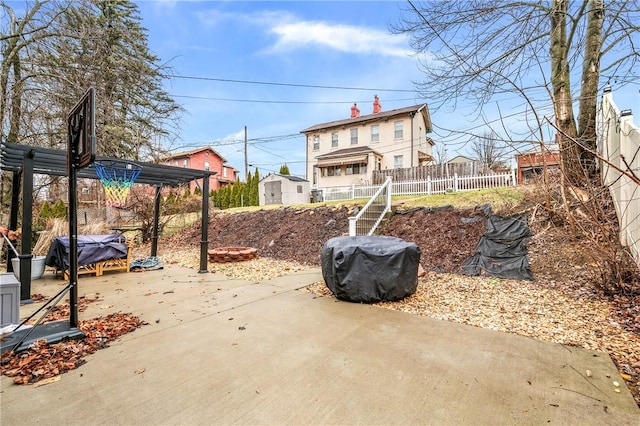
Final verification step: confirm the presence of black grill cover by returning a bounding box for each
[321,236,421,303]
[462,214,534,280]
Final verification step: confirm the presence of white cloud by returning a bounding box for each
[195,8,411,57]
[267,21,411,57]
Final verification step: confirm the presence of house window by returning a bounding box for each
[346,163,367,175]
[175,160,179,166]
[331,132,338,148]
[204,161,210,171]
[313,166,318,184]
[182,159,187,167]
[394,121,403,139]
[313,135,320,150]
[371,125,379,143]
[394,155,404,168]
[297,185,303,193]
[81,187,89,195]
[350,128,358,145]
[223,167,228,178]
[326,166,341,176]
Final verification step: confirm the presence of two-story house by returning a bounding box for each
[302,96,434,190]
[161,146,239,193]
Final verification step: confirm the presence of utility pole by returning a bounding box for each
[244,126,248,181]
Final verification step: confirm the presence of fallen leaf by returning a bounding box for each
[33,376,61,387]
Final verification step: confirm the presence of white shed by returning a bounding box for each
[259,173,310,206]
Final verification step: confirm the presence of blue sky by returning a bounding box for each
[135,1,640,179]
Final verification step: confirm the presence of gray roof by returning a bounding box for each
[315,146,383,160]
[301,104,431,134]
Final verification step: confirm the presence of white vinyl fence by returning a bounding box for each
[600,89,640,265]
[320,170,516,202]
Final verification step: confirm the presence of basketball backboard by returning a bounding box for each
[68,87,96,169]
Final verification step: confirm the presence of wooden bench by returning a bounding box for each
[60,239,133,279]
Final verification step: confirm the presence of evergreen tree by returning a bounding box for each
[52,200,67,218]
[221,186,230,210]
[243,172,253,206]
[251,167,260,205]
[279,164,290,175]
[39,201,52,220]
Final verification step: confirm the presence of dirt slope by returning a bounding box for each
[174,205,489,272]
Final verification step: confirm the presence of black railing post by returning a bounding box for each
[151,185,161,257]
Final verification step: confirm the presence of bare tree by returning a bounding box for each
[0,0,181,159]
[469,132,508,170]
[432,143,448,165]
[392,0,640,184]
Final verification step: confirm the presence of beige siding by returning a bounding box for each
[305,111,432,189]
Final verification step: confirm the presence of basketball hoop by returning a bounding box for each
[94,160,142,208]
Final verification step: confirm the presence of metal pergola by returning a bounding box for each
[1,140,215,302]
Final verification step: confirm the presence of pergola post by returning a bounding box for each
[198,174,210,273]
[151,185,161,257]
[19,150,35,302]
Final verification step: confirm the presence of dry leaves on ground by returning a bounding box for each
[157,247,307,282]
[22,295,103,324]
[1,312,145,385]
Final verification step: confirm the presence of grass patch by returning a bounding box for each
[393,187,524,210]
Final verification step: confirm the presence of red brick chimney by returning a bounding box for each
[373,95,382,113]
[350,103,360,118]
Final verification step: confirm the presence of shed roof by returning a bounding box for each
[1,141,214,186]
[260,173,308,183]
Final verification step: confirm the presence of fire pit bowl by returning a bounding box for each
[208,247,258,263]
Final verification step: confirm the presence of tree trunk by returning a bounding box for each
[577,0,604,175]
[550,0,582,184]
[8,51,22,143]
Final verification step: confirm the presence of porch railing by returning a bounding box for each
[320,170,516,203]
[348,177,392,236]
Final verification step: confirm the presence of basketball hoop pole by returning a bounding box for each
[67,87,96,328]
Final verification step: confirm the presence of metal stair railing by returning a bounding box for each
[348,177,392,236]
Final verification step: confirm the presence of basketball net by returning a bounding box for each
[94,161,142,208]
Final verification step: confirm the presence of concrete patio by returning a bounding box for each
[1,265,638,425]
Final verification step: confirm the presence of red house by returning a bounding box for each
[515,144,561,184]
[161,147,239,193]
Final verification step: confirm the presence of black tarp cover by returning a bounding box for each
[321,235,421,303]
[45,234,128,270]
[462,214,534,280]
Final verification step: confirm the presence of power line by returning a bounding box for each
[172,94,419,104]
[170,74,416,93]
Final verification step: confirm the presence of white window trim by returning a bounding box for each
[394,121,403,140]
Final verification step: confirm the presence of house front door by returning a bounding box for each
[265,181,282,204]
